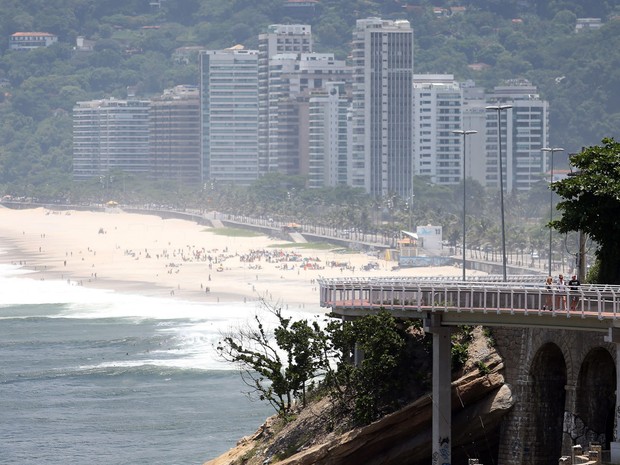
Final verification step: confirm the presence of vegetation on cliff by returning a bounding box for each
[217,301,487,437]
[210,322,503,465]
[218,305,434,428]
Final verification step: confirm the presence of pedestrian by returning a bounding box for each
[543,276,553,310]
[556,274,567,310]
[568,274,581,310]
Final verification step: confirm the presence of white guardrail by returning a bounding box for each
[318,277,620,323]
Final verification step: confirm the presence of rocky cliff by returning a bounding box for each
[205,327,512,465]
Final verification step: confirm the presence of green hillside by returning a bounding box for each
[0,0,619,197]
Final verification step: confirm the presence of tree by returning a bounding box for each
[551,138,620,283]
[274,315,330,408]
[326,311,415,426]
[216,301,330,418]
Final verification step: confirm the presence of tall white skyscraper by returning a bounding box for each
[258,24,313,175]
[413,74,463,185]
[350,18,414,198]
[200,48,259,185]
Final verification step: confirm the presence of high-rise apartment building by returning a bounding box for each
[307,82,351,188]
[73,98,150,180]
[200,48,259,186]
[350,18,414,198]
[460,81,487,186]
[410,76,549,193]
[267,52,351,176]
[258,24,313,174]
[485,80,549,193]
[413,75,463,185]
[149,85,201,185]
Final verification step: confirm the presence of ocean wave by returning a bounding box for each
[0,303,72,318]
[0,272,319,377]
[1,362,232,385]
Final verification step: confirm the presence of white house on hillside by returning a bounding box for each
[9,32,58,50]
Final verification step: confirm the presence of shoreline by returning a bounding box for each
[0,206,478,311]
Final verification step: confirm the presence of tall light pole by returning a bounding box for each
[453,129,477,281]
[410,145,415,232]
[486,104,512,281]
[542,147,564,276]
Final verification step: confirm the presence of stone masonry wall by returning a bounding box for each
[491,327,616,465]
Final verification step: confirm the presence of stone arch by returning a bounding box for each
[528,342,567,465]
[574,347,616,449]
[521,330,575,385]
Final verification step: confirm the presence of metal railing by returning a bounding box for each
[318,277,620,325]
[339,275,546,285]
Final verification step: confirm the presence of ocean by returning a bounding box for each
[0,260,285,465]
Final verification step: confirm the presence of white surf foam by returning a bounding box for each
[0,262,311,371]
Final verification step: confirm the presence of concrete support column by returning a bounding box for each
[561,383,578,455]
[604,327,620,463]
[425,314,453,465]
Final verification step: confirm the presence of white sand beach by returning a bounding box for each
[0,206,481,311]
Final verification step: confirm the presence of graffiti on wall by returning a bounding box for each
[432,436,451,465]
[564,411,607,446]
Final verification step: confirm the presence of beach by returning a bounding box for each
[0,206,478,310]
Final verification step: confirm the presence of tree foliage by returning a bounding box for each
[325,312,421,426]
[218,304,433,427]
[217,304,501,429]
[216,301,331,418]
[551,138,620,283]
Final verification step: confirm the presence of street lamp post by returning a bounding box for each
[453,129,477,281]
[410,153,415,232]
[486,104,512,281]
[542,147,564,276]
